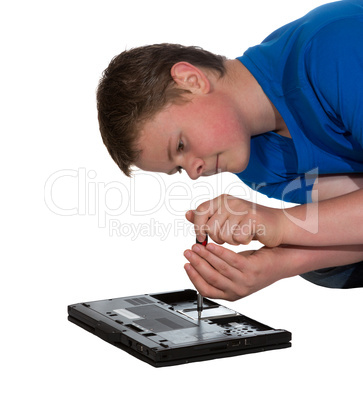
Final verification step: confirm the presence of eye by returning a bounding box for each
[175,139,184,174]
[177,139,184,152]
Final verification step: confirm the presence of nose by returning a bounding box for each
[185,158,204,180]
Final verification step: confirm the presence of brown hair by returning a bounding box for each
[96,43,226,176]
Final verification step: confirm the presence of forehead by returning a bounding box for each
[135,107,177,172]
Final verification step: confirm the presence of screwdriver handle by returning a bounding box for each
[196,235,208,246]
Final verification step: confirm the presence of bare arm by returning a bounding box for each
[281,188,363,246]
[187,175,363,248]
[184,243,363,301]
[184,174,363,300]
[281,175,363,246]
[312,174,363,202]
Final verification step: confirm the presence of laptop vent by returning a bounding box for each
[125,297,152,306]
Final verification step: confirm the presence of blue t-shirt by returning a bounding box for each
[235,0,363,204]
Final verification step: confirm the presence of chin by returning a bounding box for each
[230,166,246,174]
[233,159,249,174]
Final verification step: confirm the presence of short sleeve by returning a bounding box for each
[235,134,318,204]
[305,17,363,148]
[242,174,315,205]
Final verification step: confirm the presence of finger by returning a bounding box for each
[219,219,241,246]
[185,210,194,223]
[204,213,228,244]
[185,209,210,241]
[184,263,227,300]
[191,243,240,282]
[193,197,225,242]
[231,219,254,245]
[184,249,233,292]
[205,243,248,270]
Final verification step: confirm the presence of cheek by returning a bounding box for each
[214,118,244,149]
[191,97,246,151]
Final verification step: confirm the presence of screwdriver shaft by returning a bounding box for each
[197,293,203,320]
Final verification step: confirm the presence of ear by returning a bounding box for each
[170,62,211,94]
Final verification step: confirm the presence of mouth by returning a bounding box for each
[202,155,220,177]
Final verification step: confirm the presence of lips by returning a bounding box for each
[202,155,220,176]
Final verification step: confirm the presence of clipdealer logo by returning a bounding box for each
[281,168,319,234]
[44,167,319,239]
[43,168,250,238]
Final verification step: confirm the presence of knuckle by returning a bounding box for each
[242,272,259,291]
[235,233,253,245]
[207,271,220,288]
[232,284,250,300]
[218,262,230,275]
[193,255,204,268]
[196,201,212,215]
[226,291,241,302]
[200,223,210,236]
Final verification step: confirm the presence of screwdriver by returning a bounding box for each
[195,235,208,320]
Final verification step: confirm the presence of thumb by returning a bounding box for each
[185,210,195,223]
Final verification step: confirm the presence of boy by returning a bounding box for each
[96,0,363,301]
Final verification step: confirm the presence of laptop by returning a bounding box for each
[68,289,291,367]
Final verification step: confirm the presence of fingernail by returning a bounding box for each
[192,244,201,253]
[184,250,191,259]
[206,243,215,251]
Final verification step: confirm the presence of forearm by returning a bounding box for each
[312,174,363,201]
[263,244,363,280]
[281,189,363,247]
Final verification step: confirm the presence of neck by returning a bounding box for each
[224,60,287,137]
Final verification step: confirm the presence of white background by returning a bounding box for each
[2,1,362,401]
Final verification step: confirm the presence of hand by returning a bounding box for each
[183,243,286,301]
[186,194,286,248]
[184,241,363,300]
